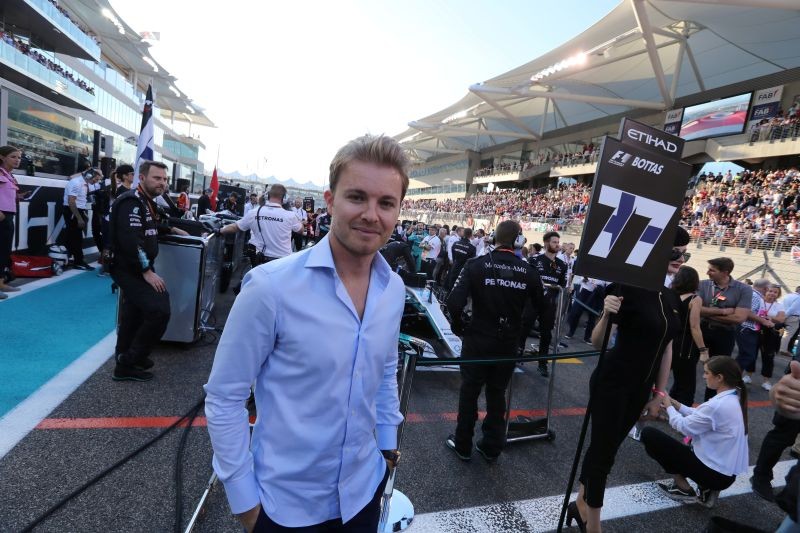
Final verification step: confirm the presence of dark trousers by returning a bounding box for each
[454,336,517,457]
[760,329,779,379]
[62,206,88,264]
[91,208,103,251]
[445,264,464,292]
[735,327,761,373]
[292,231,305,252]
[670,351,700,406]
[579,371,651,508]
[641,427,735,490]
[421,258,436,279]
[701,323,736,401]
[432,256,449,286]
[112,268,171,365]
[520,294,557,357]
[0,212,14,280]
[253,468,389,532]
[754,412,800,483]
[566,289,600,341]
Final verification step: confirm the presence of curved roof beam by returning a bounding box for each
[409,121,539,141]
[471,84,665,110]
[468,87,540,140]
[631,0,673,108]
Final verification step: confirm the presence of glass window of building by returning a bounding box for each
[7,90,92,176]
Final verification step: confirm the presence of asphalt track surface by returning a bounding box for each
[0,267,793,532]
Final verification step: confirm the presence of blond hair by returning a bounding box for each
[328,134,410,197]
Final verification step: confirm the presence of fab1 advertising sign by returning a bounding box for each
[574,119,691,291]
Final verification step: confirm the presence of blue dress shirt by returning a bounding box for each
[204,235,404,526]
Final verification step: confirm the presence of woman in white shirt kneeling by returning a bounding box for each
[640,356,749,508]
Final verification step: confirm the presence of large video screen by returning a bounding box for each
[679,92,752,141]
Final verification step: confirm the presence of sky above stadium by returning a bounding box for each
[111,0,621,187]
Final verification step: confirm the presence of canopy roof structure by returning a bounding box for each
[63,0,215,127]
[397,0,800,161]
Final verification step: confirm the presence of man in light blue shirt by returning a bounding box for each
[205,134,409,532]
[780,286,800,354]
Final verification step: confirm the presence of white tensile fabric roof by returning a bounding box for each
[397,0,800,161]
[63,0,215,127]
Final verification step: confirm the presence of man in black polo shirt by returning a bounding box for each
[445,227,476,291]
[698,257,752,400]
[523,231,567,377]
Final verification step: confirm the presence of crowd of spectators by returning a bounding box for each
[750,103,800,143]
[682,168,800,250]
[474,144,601,178]
[47,0,100,45]
[403,165,800,253]
[1,30,95,95]
[402,183,590,219]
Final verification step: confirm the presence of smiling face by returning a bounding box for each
[765,286,780,302]
[324,160,403,259]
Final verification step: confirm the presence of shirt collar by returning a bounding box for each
[711,389,737,400]
[305,234,391,288]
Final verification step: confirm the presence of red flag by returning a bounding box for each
[209,167,219,211]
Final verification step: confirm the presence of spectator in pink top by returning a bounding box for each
[0,145,26,296]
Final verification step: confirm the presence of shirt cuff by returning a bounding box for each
[666,405,680,421]
[376,424,398,450]
[220,471,261,515]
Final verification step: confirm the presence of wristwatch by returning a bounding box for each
[381,449,401,467]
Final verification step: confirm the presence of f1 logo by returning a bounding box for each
[608,151,632,167]
[587,185,676,267]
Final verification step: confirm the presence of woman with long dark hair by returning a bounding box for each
[567,226,690,533]
[640,356,749,508]
[670,265,708,405]
[0,145,25,296]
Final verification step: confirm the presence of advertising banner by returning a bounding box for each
[747,85,784,131]
[663,108,684,136]
[574,119,691,290]
[13,176,97,255]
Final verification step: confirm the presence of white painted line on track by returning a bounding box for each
[408,460,794,532]
[416,366,524,373]
[1,261,102,301]
[0,331,116,460]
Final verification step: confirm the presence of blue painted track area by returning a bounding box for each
[0,273,116,417]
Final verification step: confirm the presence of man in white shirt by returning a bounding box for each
[471,228,486,256]
[446,227,460,262]
[243,193,259,216]
[219,184,301,265]
[420,226,440,278]
[62,168,101,270]
[781,286,800,355]
[291,197,308,252]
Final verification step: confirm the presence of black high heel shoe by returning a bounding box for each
[566,501,587,532]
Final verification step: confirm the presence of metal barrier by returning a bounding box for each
[379,283,599,531]
[748,122,800,144]
[506,284,566,444]
[378,346,600,531]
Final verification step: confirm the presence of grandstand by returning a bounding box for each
[396,0,800,287]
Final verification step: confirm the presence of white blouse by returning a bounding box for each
[666,389,749,477]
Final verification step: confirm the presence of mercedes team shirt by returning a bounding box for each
[236,201,302,258]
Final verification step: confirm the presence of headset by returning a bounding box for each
[487,230,527,250]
